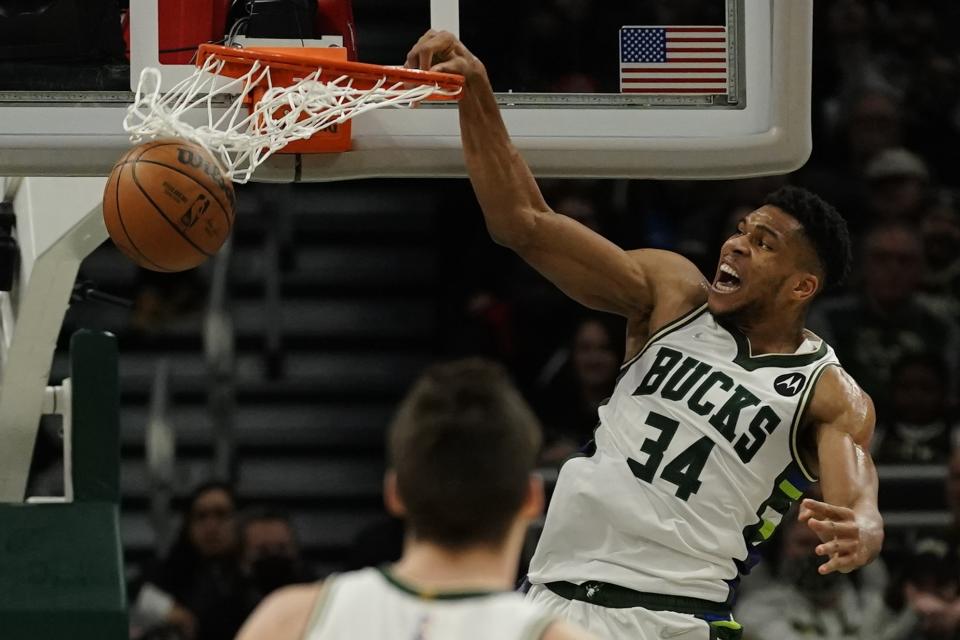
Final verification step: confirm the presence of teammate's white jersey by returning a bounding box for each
[528,304,839,604]
[303,567,555,640]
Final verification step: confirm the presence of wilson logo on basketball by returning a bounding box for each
[773,372,806,397]
[177,148,235,206]
[180,194,211,229]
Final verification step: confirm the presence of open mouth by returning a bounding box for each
[713,263,742,293]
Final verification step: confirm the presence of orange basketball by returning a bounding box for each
[103,139,236,272]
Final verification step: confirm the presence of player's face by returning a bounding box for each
[708,206,806,318]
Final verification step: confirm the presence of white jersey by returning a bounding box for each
[528,304,839,604]
[303,567,555,640]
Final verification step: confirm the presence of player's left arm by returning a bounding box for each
[235,583,323,640]
[799,366,883,575]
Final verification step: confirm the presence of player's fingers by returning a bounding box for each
[801,499,854,521]
[429,60,466,76]
[404,30,439,68]
[419,48,435,73]
[815,538,858,557]
[818,553,857,575]
[807,518,857,538]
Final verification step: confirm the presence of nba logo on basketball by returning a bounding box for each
[180,194,211,229]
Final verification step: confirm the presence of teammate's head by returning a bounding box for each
[708,186,851,320]
[386,358,543,550]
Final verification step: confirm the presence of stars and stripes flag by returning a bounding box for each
[620,26,728,95]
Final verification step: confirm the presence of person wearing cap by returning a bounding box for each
[864,148,931,221]
[808,220,960,406]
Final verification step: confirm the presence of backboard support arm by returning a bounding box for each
[0,177,108,501]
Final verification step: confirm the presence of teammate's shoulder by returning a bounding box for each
[540,619,600,640]
[236,582,325,640]
[269,582,327,608]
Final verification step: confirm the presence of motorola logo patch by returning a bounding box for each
[774,372,806,397]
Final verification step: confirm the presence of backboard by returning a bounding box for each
[0,0,812,181]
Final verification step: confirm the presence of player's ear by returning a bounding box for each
[383,470,407,516]
[519,473,545,520]
[792,272,819,303]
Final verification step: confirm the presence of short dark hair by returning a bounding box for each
[763,186,852,290]
[239,507,294,535]
[388,358,543,549]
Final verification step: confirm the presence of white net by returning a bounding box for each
[124,53,461,183]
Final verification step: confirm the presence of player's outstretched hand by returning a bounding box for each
[404,30,485,82]
[798,498,871,575]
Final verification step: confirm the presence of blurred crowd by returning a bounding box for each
[129,484,313,640]
[126,1,960,638]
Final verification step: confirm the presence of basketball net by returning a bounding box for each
[124,47,463,183]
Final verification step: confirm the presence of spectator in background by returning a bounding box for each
[878,539,960,640]
[534,315,623,464]
[808,222,960,404]
[736,511,886,640]
[920,197,960,311]
[802,88,904,229]
[238,507,313,616]
[838,89,904,174]
[872,353,956,465]
[130,268,206,335]
[819,0,884,98]
[864,148,931,222]
[132,482,245,640]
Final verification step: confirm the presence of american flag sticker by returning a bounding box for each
[620,26,728,95]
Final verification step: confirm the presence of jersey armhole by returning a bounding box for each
[300,576,337,640]
[789,361,839,482]
[622,302,709,372]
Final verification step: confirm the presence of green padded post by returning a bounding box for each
[0,330,127,639]
[71,330,121,503]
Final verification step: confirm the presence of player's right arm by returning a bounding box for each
[405,32,707,327]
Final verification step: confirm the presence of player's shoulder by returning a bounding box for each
[808,365,875,433]
[235,582,325,640]
[625,248,707,290]
[624,248,708,323]
[540,620,600,640]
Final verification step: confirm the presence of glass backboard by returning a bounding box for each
[0,0,812,181]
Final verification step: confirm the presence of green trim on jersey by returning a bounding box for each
[620,303,710,374]
[741,464,802,550]
[301,578,336,640]
[377,566,501,601]
[708,618,744,640]
[788,361,837,482]
[778,478,803,501]
[718,321,830,372]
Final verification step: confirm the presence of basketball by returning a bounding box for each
[102,139,236,272]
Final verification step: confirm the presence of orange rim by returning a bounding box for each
[197,43,464,98]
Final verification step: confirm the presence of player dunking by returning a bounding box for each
[406,32,883,639]
[236,359,595,640]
